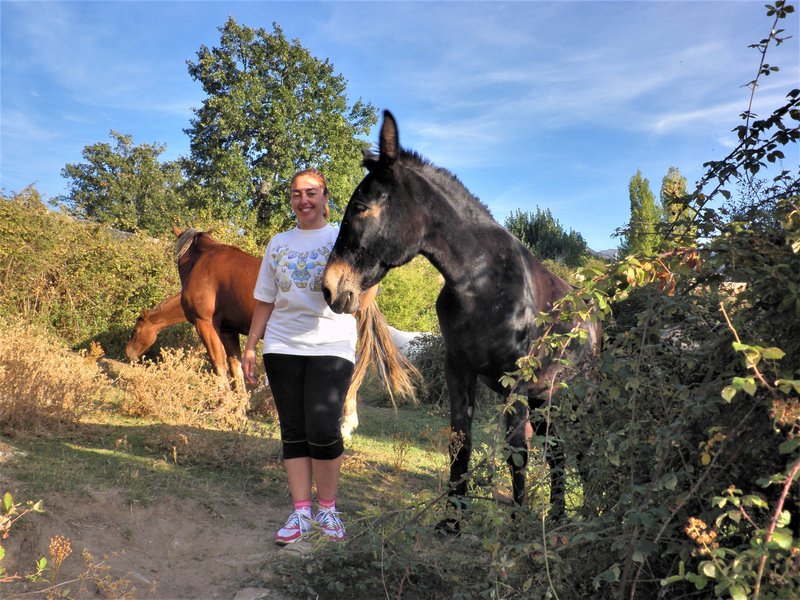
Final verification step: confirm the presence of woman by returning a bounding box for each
[243,169,377,545]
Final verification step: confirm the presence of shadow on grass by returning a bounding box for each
[1,402,452,515]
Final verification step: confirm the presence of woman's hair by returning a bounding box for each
[291,169,329,218]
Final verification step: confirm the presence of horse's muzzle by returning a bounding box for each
[322,258,361,314]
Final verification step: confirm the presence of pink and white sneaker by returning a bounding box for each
[315,508,345,541]
[274,510,313,546]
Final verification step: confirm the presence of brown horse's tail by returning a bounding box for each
[347,302,420,405]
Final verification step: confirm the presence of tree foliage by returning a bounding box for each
[183,17,378,233]
[660,165,697,246]
[59,131,188,236]
[504,206,589,267]
[619,169,662,255]
[1,186,180,353]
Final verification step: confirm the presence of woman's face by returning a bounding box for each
[291,174,328,229]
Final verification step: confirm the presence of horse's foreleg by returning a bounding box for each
[437,357,477,535]
[505,392,530,506]
[194,319,229,386]
[531,410,567,519]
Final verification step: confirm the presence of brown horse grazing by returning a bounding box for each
[172,226,258,393]
[171,226,418,436]
[125,292,187,361]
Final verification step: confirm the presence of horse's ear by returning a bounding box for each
[379,110,399,163]
[172,225,182,237]
[361,147,379,171]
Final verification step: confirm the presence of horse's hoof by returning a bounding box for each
[435,518,461,537]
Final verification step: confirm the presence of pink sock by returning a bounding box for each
[294,500,312,516]
[317,497,336,512]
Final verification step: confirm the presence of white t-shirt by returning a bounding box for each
[253,224,356,363]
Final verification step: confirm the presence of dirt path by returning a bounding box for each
[4,486,301,599]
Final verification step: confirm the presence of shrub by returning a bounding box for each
[115,346,250,429]
[0,319,110,433]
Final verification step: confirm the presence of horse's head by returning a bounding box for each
[125,308,156,361]
[323,111,426,314]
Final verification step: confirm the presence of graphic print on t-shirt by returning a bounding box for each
[272,243,332,293]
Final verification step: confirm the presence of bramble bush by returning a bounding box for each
[278,3,799,598]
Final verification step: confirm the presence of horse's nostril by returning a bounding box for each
[322,286,332,305]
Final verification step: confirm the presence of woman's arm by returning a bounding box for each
[243,299,275,384]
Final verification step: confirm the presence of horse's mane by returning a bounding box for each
[365,148,494,221]
[174,228,215,261]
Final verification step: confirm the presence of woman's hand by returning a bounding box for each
[356,284,379,313]
[243,347,258,385]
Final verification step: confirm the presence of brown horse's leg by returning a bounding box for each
[220,330,246,393]
[193,319,229,386]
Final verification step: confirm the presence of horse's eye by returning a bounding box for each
[352,203,369,214]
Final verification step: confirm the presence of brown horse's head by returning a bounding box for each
[125,308,156,361]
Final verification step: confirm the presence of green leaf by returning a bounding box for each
[779,437,800,455]
[687,572,708,590]
[700,561,717,578]
[761,347,785,360]
[729,585,748,600]
[3,492,12,513]
[776,379,800,394]
[732,377,757,396]
[770,527,793,550]
[721,386,737,402]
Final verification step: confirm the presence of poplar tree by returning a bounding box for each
[660,166,696,246]
[620,169,661,255]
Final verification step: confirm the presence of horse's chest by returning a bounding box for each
[438,288,535,375]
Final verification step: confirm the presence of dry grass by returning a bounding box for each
[0,318,277,438]
[115,346,249,429]
[0,319,111,433]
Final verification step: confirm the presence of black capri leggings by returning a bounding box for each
[263,353,354,461]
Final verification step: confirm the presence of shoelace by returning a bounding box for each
[316,509,342,530]
[284,511,311,531]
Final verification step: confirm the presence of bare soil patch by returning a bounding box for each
[3,477,299,599]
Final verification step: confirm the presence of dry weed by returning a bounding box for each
[0,319,110,433]
[116,347,248,429]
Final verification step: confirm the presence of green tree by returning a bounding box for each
[660,166,696,246]
[620,169,661,255]
[184,17,377,233]
[504,207,588,267]
[59,131,187,236]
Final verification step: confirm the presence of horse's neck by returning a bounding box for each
[417,186,500,287]
[149,295,186,326]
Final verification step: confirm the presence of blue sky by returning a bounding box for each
[2,1,798,250]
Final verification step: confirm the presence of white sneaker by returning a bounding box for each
[274,510,313,546]
[315,508,345,541]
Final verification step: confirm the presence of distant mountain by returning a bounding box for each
[589,248,619,261]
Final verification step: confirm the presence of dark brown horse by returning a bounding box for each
[323,111,601,530]
[171,226,417,436]
[125,292,186,361]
